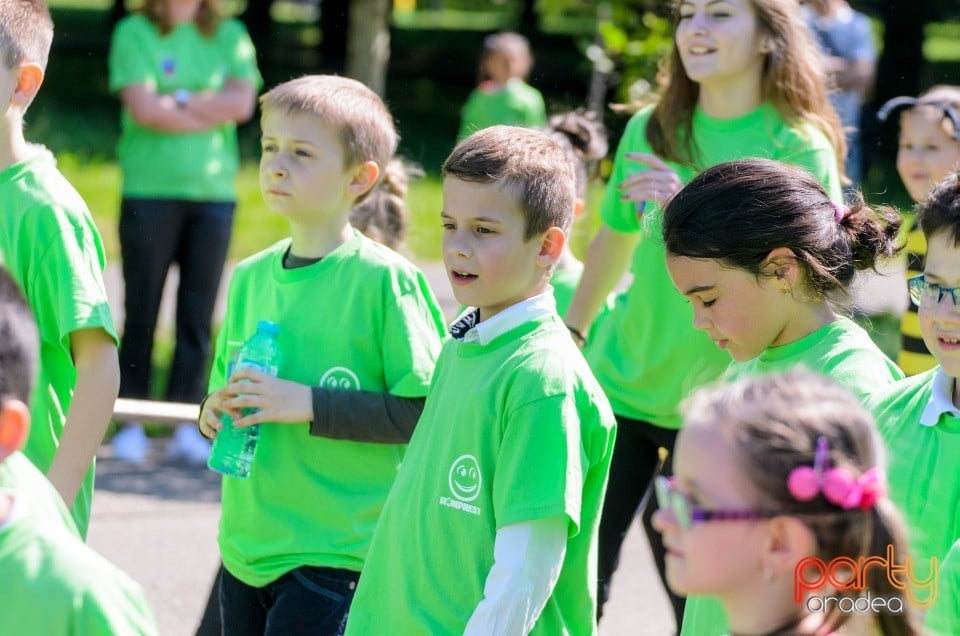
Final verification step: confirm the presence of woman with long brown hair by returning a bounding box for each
[562,0,845,630]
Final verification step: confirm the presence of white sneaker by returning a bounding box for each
[112,424,149,464]
[167,424,212,466]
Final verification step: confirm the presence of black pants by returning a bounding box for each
[220,566,359,636]
[118,198,234,403]
[597,415,685,632]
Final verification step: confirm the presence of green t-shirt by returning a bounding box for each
[212,232,446,587]
[869,369,960,586]
[0,148,118,538]
[458,78,547,140]
[0,494,158,635]
[0,452,78,538]
[682,318,902,636]
[345,314,616,636]
[926,537,960,634]
[550,260,583,318]
[586,102,843,428]
[108,15,262,201]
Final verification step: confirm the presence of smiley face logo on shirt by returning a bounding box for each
[319,366,361,391]
[448,454,482,502]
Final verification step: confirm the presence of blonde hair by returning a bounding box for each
[141,0,221,36]
[260,75,399,199]
[646,0,845,178]
[0,0,52,70]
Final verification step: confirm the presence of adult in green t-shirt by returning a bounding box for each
[107,0,261,464]
[562,0,847,626]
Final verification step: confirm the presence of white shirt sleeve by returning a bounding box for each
[463,516,568,636]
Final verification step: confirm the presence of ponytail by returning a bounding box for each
[663,159,902,299]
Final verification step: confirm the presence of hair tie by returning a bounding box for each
[832,202,848,224]
[786,436,884,511]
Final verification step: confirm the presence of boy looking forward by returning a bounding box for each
[0,0,119,537]
[198,75,446,635]
[345,126,616,635]
[869,170,960,604]
[0,266,156,635]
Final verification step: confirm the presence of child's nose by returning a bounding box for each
[652,506,679,534]
[691,307,710,330]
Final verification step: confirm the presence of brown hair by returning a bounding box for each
[141,0,221,36]
[0,0,53,70]
[663,158,901,300]
[260,75,398,201]
[917,170,960,246]
[546,110,608,198]
[442,125,576,239]
[682,371,918,635]
[350,158,420,250]
[0,266,38,404]
[645,0,845,177]
[478,31,533,83]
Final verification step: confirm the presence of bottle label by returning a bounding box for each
[235,360,278,377]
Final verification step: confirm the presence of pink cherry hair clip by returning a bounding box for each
[786,436,884,511]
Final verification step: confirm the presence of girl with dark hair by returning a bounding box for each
[655,370,918,636]
[662,158,906,632]
[563,0,846,627]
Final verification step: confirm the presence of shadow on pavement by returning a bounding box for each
[95,450,222,503]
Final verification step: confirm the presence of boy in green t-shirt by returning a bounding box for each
[869,170,960,615]
[0,267,157,636]
[345,126,617,636]
[197,75,447,635]
[0,0,119,538]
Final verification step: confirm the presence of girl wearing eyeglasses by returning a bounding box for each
[662,158,906,633]
[653,370,918,635]
[876,86,960,378]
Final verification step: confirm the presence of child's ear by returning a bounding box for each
[346,161,380,199]
[761,247,800,290]
[0,400,30,464]
[760,515,817,579]
[536,227,566,268]
[10,64,44,108]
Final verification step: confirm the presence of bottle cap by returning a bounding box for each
[256,320,280,336]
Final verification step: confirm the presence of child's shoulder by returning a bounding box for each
[4,149,93,228]
[868,367,938,425]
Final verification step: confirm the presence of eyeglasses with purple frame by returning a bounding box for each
[654,476,779,530]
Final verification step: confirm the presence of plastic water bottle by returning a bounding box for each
[208,320,281,479]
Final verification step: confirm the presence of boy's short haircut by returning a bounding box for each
[442,125,576,239]
[0,0,53,70]
[0,266,38,404]
[259,75,398,175]
[918,171,960,246]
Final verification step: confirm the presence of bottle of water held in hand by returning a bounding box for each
[208,320,281,479]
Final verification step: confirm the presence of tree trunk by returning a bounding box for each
[240,0,273,65]
[345,0,392,96]
[320,0,350,73]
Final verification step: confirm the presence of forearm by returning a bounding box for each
[464,518,568,636]
[46,334,120,507]
[564,225,639,333]
[120,85,218,132]
[184,80,257,125]
[310,388,425,443]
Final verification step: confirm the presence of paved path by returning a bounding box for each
[94,259,675,635]
[88,445,674,636]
